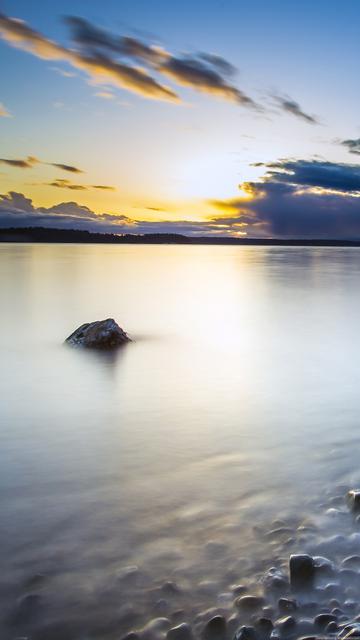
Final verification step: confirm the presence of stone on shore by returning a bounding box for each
[65,318,131,349]
[347,490,360,512]
[289,554,315,589]
[167,622,193,640]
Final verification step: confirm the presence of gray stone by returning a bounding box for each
[234,626,258,640]
[275,616,296,633]
[202,615,227,639]
[167,623,193,640]
[289,554,315,589]
[279,598,297,613]
[347,491,360,512]
[65,318,131,349]
[315,613,337,628]
[236,595,265,610]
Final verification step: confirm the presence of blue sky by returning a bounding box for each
[0,0,360,237]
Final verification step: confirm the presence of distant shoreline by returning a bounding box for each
[1,226,360,246]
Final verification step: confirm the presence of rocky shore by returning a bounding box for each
[117,489,360,640]
[6,487,360,640]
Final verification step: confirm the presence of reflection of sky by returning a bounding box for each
[1,0,360,226]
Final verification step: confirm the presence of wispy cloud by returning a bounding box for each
[35,178,115,191]
[341,138,360,156]
[274,96,319,124]
[47,179,87,190]
[0,154,84,173]
[0,156,39,168]
[0,102,12,117]
[49,162,83,173]
[0,12,262,108]
[0,13,179,103]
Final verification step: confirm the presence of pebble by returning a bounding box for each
[314,613,337,628]
[236,595,265,610]
[202,615,227,639]
[278,598,297,613]
[234,625,258,640]
[167,622,193,640]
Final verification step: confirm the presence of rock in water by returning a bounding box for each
[347,490,360,512]
[65,318,131,349]
[289,554,315,589]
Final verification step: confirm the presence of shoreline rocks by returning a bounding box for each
[64,318,131,349]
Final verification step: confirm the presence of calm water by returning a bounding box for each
[1,243,360,638]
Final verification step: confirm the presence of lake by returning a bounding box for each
[1,243,360,639]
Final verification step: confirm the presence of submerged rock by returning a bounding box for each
[65,318,131,349]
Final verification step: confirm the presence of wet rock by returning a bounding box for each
[339,569,360,584]
[162,581,180,595]
[325,621,339,633]
[342,556,360,569]
[324,583,340,597]
[289,554,315,589]
[347,491,360,512]
[65,318,131,349]
[234,625,258,640]
[232,584,248,596]
[338,623,360,638]
[263,568,289,592]
[279,598,297,613]
[236,595,265,611]
[314,556,335,576]
[255,617,274,637]
[275,616,296,633]
[167,622,193,640]
[202,615,227,639]
[142,617,170,640]
[315,613,337,628]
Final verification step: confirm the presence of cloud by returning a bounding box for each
[0,11,261,107]
[159,55,258,107]
[0,190,243,235]
[47,179,87,190]
[3,158,360,238]
[210,159,360,238]
[255,159,360,193]
[43,179,115,191]
[0,155,39,168]
[49,162,83,173]
[91,184,116,190]
[0,102,12,117]
[94,90,114,99]
[341,138,360,156]
[0,13,179,103]
[274,96,319,124]
[0,154,84,173]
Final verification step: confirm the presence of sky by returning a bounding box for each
[0,0,360,238]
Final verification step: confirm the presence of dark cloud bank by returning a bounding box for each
[1,160,360,238]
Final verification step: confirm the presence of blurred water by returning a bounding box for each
[1,243,360,637]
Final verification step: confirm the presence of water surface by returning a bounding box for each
[1,244,360,638]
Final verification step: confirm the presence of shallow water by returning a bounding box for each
[1,244,360,638]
